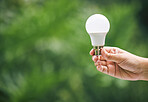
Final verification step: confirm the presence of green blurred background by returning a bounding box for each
[0,0,148,102]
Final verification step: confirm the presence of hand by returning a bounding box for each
[90,47,145,81]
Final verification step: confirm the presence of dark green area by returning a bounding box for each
[0,0,148,102]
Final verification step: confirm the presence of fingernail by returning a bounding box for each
[99,67,102,71]
[100,66,103,72]
[97,67,101,71]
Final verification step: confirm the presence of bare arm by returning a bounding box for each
[139,58,148,80]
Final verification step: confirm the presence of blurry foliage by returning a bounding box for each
[0,0,148,102]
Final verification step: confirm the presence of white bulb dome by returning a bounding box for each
[85,14,110,46]
[85,14,110,34]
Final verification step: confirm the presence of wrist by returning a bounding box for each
[139,58,148,80]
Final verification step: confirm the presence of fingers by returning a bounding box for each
[96,63,117,77]
[90,48,107,61]
[95,60,109,74]
[101,48,125,63]
[90,47,125,56]
[97,65,108,74]
[90,48,97,62]
[90,49,95,56]
[102,47,125,53]
[99,55,106,61]
[101,48,117,61]
[92,55,106,64]
[92,56,98,62]
[95,60,107,66]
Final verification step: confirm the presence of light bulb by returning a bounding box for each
[85,14,110,55]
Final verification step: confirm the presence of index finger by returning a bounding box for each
[89,49,95,56]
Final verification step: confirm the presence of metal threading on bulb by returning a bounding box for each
[94,46,103,55]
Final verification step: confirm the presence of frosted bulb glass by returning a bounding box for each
[85,14,110,55]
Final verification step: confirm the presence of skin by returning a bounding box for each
[90,47,148,81]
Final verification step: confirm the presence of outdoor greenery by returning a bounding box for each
[0,0,148,102]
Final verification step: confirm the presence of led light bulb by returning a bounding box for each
[85,14,110,55]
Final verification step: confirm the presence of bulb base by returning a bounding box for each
[89,33,106,46]
[93,46,103,55]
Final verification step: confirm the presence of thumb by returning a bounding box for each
[101,48,125,63]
